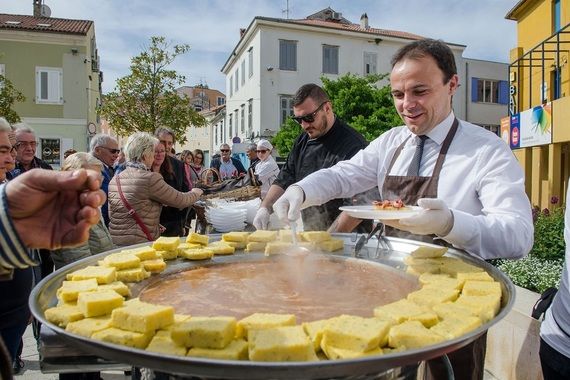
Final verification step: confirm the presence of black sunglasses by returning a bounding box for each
[256,149,268,153]
[292,102,327,124]
[220,149,230,152]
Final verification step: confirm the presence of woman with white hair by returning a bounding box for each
[108,132,203,246]
[254,139,279,199]
[51,152,115,269]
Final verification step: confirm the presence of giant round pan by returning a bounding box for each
[30,234,515,380]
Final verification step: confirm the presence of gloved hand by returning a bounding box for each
[273,185,305,225]
[253,207,271,230]
[384,198,454,236]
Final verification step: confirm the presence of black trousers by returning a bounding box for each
[540,337,570,380]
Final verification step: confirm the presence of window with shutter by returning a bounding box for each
[248,48,253,78]
[241,61,246,86]
[280,95,293,125]
[279,40,297,71]
[363,52,377,75]
[36,67,63,104]
[323,45,339,74]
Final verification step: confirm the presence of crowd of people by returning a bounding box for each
[0,37,568,380]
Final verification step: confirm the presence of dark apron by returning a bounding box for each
[381,118,486,380]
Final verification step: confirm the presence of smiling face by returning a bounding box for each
[153,142,166,169]
[220,144,231,162]
[390,55,458,136]
[94,139,119,167]
[193,152,203,166]
[0,131,15,181]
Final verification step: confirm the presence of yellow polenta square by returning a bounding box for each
[177,242,202,253]
[264,242,293,256]
[152,236,180,251]
[156,313,192,331]
[97,281,130,297]
[66,265,116,284]
[179,248,214,260]
[146,333,188,356]
[373,299,438,327]
[245,241,267,252]
[430,316,482,339]
[222,241,247,249]
[237,313,296,339]
[103,252,141,270]
[158,249,178,260]
[171,316,237,349]
[129,246,161,261]
[302,318,335,351]
[455,294,501,323]
[187,339,249,360]
[57,278,99,302]
[77,289,124,317]
[432,302,477,320]
[420,277,464,291]
[407,287,459,307]
[141,259,167,273]
[248,230,278,242]
[462,280,502,297]
[300,231,331,243]
[248,325,317,361]
[278,229,301,243]
[45,304,84,327]
[437,257,484,276]
[91,327,153,349]
[115,267,149,283]
[418,273,451,285]
[207,244,235,255]
[321,315,391,351]
[111,301,174,333]
[406,263,441,276]
[388,321,445,349]
[186,232,209,245]
[321,340,383,360]
[456,271,494,282]
[222,232,250,242]
[65,316,112,337]
[318,238,344,252]
[410,246,448,258]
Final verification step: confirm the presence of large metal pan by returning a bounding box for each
[30,234,515,380]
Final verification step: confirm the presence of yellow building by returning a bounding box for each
[506,0,570,208]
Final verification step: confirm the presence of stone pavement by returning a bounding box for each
[13,324,502,380]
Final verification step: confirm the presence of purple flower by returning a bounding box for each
[542,208,550,216]
[551,196,560,205]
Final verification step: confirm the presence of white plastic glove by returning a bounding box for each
[253,207,271,230]
[385,198,454,236]
[273,185,305,225]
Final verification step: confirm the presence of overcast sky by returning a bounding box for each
[0,0,518,94]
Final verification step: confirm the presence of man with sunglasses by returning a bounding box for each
[253,83,367,231]
[90,133,120,226]
[210,143,247,181]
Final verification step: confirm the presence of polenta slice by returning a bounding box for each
[141,259,167,273]
[222,231,250,242]
[57,278,99,302]
[66,265,116,284]
[248,230,278,242]
[97,281,131,297]
[146,330,188,356]
[410,246,448,258]
[388,320,445,349]
[45,304,84,327]
[129,246,161,261]
[102,252,141,270]
[301,231,331,243]
[321,315,391,351]
[179,248,214,260]
[187,339,249,360]
[77,289,124,318]
[153,236,180,251]
[407,287,459,307]
[374,299,438,327]
[207,244,236,255]
[237,313,296,339]
[318,238,344,252]
[186,232,209,245]
[171,316,237,349]
[430,316,482,340]
[461,280,502,297]
[65,316,112,337]
[92,327,153,349]
[248,326,317,362]
[321,341,383,360]
[111,300,174,333]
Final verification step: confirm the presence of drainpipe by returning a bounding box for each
[465,61,469,121]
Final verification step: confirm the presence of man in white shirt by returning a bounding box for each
[274,38,533,380]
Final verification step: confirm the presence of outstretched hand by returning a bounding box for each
[5,168,106,250]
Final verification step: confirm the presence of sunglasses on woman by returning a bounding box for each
[256,149,268,153]
[291,101,327,124]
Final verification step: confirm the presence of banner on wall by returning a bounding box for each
[508,102,553,149]
[500,117,510,146]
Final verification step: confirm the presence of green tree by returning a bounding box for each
[272,73,400,156]
[100,36,205,143]
[0,74,25,123]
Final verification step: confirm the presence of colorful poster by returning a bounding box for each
[510,114,520,149]
[500,116,510,146]
[518,102,552,148]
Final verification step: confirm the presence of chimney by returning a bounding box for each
[240,28,246,39]
[360,13,369,29]
[33,0,42,17]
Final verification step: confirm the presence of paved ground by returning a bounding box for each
[13,324,502,380]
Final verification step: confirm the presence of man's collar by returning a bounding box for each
[424,112,455,145]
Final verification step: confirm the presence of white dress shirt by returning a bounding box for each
[297,112,534,260]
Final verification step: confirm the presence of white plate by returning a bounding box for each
[338,205,422,220]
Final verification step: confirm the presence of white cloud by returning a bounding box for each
[0,0,517,93]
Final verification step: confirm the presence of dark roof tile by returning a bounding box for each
[0,14,92,35]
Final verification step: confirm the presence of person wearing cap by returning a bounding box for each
[254,140,279,199]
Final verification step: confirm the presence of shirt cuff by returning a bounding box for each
[440,209,472,249]
[0,183,37,270]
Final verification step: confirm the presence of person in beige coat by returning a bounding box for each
[108,132,203,246]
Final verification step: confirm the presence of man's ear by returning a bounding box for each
[448,74,459,95]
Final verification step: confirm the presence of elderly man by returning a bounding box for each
[253,83,368,231]
[273,39,533,380]
[246,143,259,171]
[8,123,52,179]
[90,133,120,226]
[210,143,246,180]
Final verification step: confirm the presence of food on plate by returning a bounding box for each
[146,330,188,356]
[179,248,214,260]
[65,316,112,337]
[222,231,250,242]
[245,241,267,252]
[236,313,296,339]
[129,246,162,261]
[388,320,445,349]
[111,299,174,333]
[187,338,249,360]
[248,230,278,242]
[56,278,99,302]
[66,265,117,284]
[410,246,447,258]
[278,229,301,243]
[318,238,344,252]
[248,325,317,361]
[373,299,438,327]
[92,327,153,349]
[141,258,167,273]
[171,316,237,349]
[45,304,85,327]
[186,232,209,245]
[115,267,150,283]
[372,199,406,210]
[206,243,236,255]
[158,249,178,260]
[406,287,460,307]
[102,252,141,270]
[430,315,482,340]
[77,289,124,317]
[97,281,131,297]
[300,231,331,243]
[152,236,180,252]
[321,315,392,351]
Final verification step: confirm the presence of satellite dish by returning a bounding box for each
[40,4,51,17]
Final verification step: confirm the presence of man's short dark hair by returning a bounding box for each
[292,83,330,107]
[391,38,457,84]
[154,126,176,142]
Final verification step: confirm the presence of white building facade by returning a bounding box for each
[220,8,508,152]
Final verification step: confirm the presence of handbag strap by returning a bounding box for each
[115,174,154,241]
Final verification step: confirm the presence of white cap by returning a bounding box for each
[257,139,273,151]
